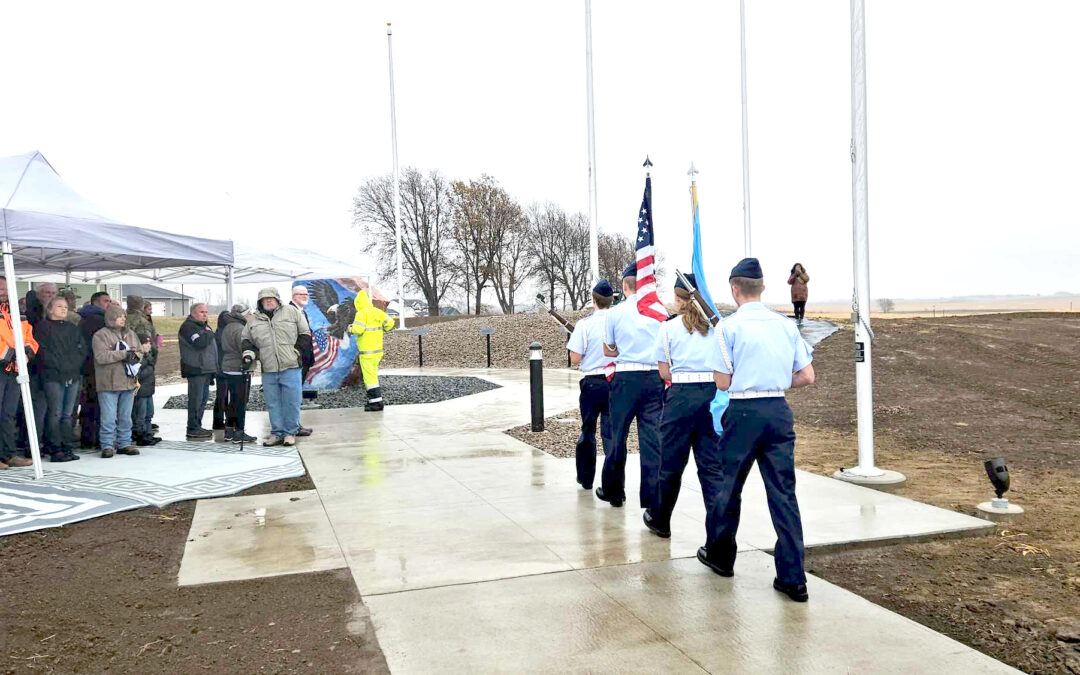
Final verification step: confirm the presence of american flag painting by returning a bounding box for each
[634,173,667,322]
[307,327,340,383]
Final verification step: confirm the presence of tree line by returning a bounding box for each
[353,168,639,316]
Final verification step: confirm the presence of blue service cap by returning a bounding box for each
[729,257,763,280]
[674,272,697,293]
[592,279,614,297]
[622,262,638,279]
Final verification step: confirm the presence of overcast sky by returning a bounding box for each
[2,1,1076,306]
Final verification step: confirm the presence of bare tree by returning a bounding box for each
[353,168,454,315]
[525,203,564,310]
[599,230,635,289]
[491,209,530,314]
[555,213,592,309]
[451,175,523,315]
[878,298,895,313]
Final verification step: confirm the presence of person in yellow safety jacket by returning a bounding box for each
[349,289,395,411]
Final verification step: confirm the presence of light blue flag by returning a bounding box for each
[690,182,730,436]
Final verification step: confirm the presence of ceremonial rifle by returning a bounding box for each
[674,269,721,327]
[536,293,575,334]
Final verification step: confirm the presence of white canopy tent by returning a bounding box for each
[49,244,373,306]
[1,151,235,478]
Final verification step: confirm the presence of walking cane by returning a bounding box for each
[239,362,252,452]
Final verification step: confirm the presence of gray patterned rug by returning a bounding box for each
[0,481,143,537]
[0,441,305,509]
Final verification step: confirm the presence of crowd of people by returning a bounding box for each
[1,278,389,468]
[1,281,163,468]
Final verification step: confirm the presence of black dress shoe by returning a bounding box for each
[577,480,593,491]
[594,487,624,507]
[697,547,734,577]
[643,510,671,538]
[773,578,809,602]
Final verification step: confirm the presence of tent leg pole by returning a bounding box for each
[1,241,44,480]
[226,266,234,307]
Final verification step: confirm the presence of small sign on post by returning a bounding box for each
[479,327,496,368]
[855,341,866,363]
[411,326,430,367]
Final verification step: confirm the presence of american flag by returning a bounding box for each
[307,327,339,383]
[634,174,667,322]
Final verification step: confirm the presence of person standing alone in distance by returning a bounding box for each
[698,258,816,602]
[787,263,809,323]
[566,280,615,491]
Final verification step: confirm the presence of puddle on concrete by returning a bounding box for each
[798,319,841,346]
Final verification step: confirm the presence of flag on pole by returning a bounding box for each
[690,181,719,317]
[634,175,667,322]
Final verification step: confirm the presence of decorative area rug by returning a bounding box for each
[0,481,143,537]
[0,441,305,510]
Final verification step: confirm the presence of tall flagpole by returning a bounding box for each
[835,0,904,489]
[585,0,600,283]
[387,22,406,329]
[739,0,752,257]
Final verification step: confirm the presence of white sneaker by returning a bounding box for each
[282,435,296,447]
[263,436,284,447]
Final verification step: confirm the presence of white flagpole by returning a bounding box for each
[585,0,600,283]
[387,23,406,329]
[835,0,904,489]
[2,242,44,479]
[739,0,752,257]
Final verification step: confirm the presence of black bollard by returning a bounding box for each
[529,341,544,432]
[480,327,496,368]
[566,334,571,368]
[412,326,430,368]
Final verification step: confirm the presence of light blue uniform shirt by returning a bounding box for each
[720,302,813,392]
[603,294,662,366]
[567,309,610,372]
[654,319,728,373]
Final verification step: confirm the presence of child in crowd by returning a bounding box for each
[134,336,160,446]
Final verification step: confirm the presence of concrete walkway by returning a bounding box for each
[179,368,1013,673]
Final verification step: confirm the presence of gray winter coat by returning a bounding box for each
[219,311,247,372]
[241,304,310,374]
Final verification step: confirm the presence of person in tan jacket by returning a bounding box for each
[787,263,810,322]
[92,304,143,458]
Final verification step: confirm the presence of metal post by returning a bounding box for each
[387,22,406,330]
[418,334,424,367]
[2,241,44,479]
[566,334,571,368]
[529,341,544,432]
[584,0,600,284]
[485,333,492,368]
[225,265,234,307]
[834,0,903,489]
[739,0,753,257]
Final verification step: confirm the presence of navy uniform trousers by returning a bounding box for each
[575,374,611,488]
[601,370,664,508]
[700,398,806,585]
[653,382,720,528]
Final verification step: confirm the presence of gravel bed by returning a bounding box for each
[383,310,591,370]
[163,374,500,410]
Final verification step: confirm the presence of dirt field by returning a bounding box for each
[510,314,1080,674]
[0,476,388,675]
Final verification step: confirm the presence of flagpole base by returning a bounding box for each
[832,467,906,492]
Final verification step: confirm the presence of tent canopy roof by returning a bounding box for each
[1,151,233,273]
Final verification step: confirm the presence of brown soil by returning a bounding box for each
[0,476,389,674]
[509,314,1080,674]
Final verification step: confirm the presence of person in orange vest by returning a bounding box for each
[0,276,40,469]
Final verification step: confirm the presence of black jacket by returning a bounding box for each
[178,316,218,377]
[33,318,87,383]
[136,355,155,398]
[290,301,316,370]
